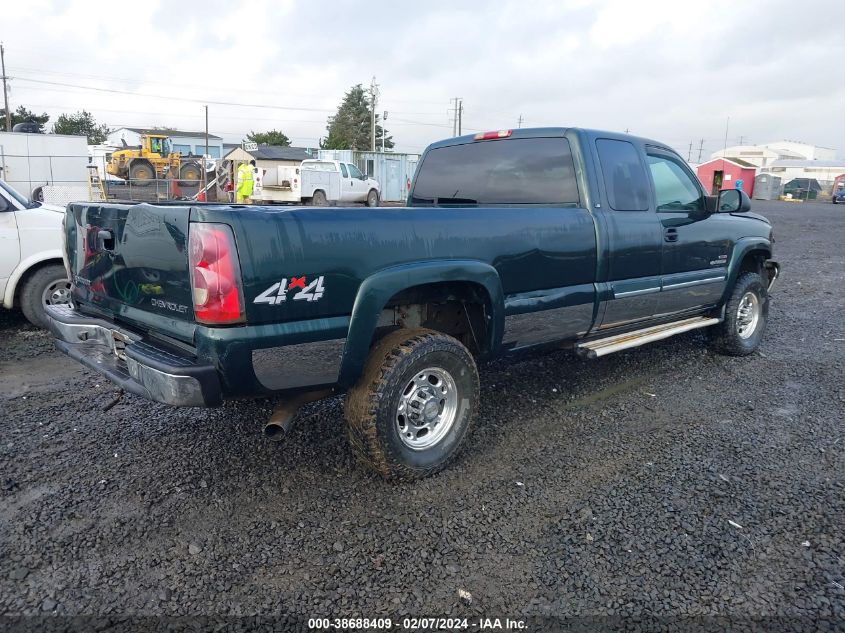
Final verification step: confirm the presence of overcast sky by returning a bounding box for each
[4,0,844,159]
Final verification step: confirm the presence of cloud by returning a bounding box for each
[2,0,843,157]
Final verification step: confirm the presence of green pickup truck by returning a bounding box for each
[46,128,779,480]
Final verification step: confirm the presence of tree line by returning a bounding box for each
[3,82,395,150]
[1,106,110,143]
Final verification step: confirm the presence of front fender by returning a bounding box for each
[720,237,772,304]
[338,259,504,387]
[3,250,65,308]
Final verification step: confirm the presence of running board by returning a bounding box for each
[576,316,721,359]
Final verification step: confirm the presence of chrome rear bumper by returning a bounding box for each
[45,304,221,407]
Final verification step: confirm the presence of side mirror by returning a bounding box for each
[718,188,751,213]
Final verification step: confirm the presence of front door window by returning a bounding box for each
[646,155,704,212]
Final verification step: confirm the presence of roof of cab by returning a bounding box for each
[423,127,675,155]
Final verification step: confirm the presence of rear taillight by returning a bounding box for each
[188,223,245,325]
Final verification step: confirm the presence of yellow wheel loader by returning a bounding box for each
[107,134,203,186]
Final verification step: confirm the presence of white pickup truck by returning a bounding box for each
[0,179,71,328]
[258,159,380,207]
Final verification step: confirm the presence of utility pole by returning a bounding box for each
[450,97,462,137]
[1,43,11,132]
[697,138,704,163]
[382,111,387,152]
[457,100,462,136]
[203,105,209,198]
[517,114,524,129]
[369,76,379,152]
[688,141,693,162]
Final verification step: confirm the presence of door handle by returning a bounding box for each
[664,228,678,243]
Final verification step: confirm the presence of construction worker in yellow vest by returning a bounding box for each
[236,160,255,203]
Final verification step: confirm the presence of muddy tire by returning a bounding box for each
[129,160,155,186]
[344,328,479,480]
[366,189,379,207]
[20,263,71,329]
[709,272,768,356]
[178,162,202,185]
[311,190,328,206]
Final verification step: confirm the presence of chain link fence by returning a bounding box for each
[0,150,239,205]
[98,155,237,203]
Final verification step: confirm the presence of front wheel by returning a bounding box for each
[709,272,768,356]
[20,264,72,329]
[344,328,479,480]
[366,189,379,207]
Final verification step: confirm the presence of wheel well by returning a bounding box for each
[376,281,492,356]
[738,249,769,277]
[12,258,65,307]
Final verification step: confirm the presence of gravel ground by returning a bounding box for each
[0,201,843,631]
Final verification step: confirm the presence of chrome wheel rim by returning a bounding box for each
[42,279,72,307]
[396,367,459,450]
[736,291,760,339]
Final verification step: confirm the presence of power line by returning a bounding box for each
[13,76,338,113]
[13,74,453,120]
[8,64,450,106]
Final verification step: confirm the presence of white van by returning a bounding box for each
[0,179,70,328]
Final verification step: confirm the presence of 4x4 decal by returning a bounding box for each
[254,276,326,304]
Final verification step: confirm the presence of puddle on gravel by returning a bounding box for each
[0,355,82,398]
[562,374,650,408]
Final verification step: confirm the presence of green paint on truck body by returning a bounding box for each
[61,128,775,402]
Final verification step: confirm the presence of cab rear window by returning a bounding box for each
[411,137,580,205]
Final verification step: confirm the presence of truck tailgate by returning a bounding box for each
[66,202,195,339]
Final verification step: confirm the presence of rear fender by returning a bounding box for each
[338,260,504,387]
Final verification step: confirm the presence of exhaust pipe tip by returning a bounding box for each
[263,421,290,442]
[262,389,334,444]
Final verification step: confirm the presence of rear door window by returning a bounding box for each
[411,137,580,205]
[595,139,649,211]
[339,163,348,178]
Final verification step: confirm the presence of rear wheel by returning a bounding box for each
[344,328,479,480]
[129,161,155,186]
[311,190,328,206]
[20,264,71,329]
[366,189,379,207]
[178,162,202,185]
[709,272,768,356]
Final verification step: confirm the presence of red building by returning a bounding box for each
[696,158,756,198]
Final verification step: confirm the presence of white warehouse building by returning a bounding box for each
[711,140,845,194]
[107,127,224,158]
